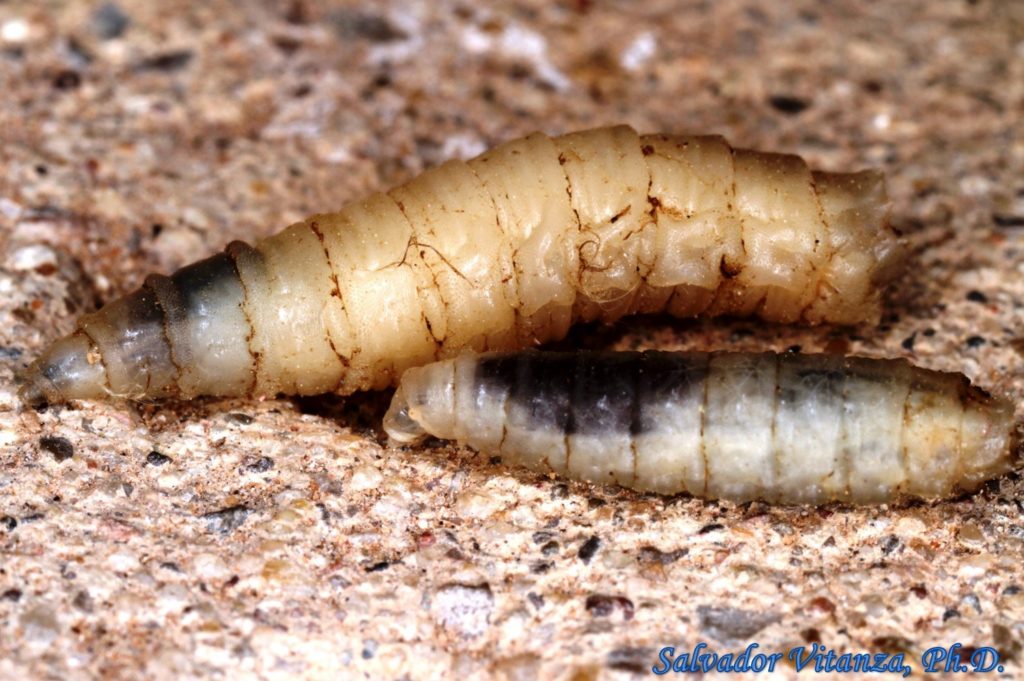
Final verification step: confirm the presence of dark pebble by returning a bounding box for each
[787,344,802,353]
[1,516,16,531]
[1,588,21,602]
[245,456,274,473]
[527,592,544,609]
[966,290,988,303]
[146,451,171,466]
[331,9,408,42]
[966,335,987,348]
[942,608,960,621]
[901,333,916,351]
[768,94,810,114]
[226,412,254,425]
[200,505,251,534]
[40,436,74,462]
[698,605,778,640]
[52,70,81,90]
[137,50,193,72]
[639,546,688,564]
[530,561,553,574]
[531,530,553,544]
[72,590,94,613]
[361,639,378,659]
[881,535,901,554]
[585,594,634,620]
[587,496,607,509]
[993,213,1024,228]
[541,540,560,556]
[365,561,391,573]
[922,328,935,337]
[607,647,657,674]
[577,535,601,563]
[92,3,130,40]
[698,523,725,534]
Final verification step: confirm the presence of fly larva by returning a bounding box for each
[384,351,1016,504]
[19,125,903,406]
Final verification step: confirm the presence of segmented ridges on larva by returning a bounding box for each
[384,351,1015,505]
[18,126,900,405]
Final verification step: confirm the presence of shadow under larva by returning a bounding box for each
[18,125,903,408]
[384,350,1017,505]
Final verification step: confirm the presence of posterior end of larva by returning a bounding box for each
[383,385,429,445]
[17,331,111,408]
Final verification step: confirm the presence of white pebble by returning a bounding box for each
[349,464,384,491]
[8,244,57,271]
[106,551,141,572]
[192,553,231,580]
[1,19,29,43]
[433,584,494,638]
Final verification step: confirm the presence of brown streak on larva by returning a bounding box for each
[144,282,184,398]
[952,376,970,491]
[411,240,470,283]
[224,243,260,397]
[609,204,631,224]
[307,220,352,392]
[555,150,587,286]
[389,207,445,358]
[465,161,520,340]
[898,374,914,496]
[801,171,834,323]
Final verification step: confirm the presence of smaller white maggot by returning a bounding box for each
[385,350,1016,504]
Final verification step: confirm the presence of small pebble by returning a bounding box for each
[201,506,251,534]
[146,451,171,466]
[92,3,130,40]
[577,536,601,563]
[433,584,493,638]
[966,290,988,303]
[39,436,74,462]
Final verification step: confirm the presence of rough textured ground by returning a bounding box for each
[1,1,1023,679]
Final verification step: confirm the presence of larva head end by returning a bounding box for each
[16,378,49,409]
[17,332,111,407]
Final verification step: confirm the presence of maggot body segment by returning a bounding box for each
[384,351,1016,504]
[20,125,902,406]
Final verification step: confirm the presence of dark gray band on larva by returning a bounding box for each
[224,240,267,395]
[171,252,247,314]
[571,352,637,435]
[503,353,574,433]
[77,284,178,397]
[145,271,192,388]
[634,351,709,434]
[481,351,713,438]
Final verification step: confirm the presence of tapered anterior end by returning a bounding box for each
[383,386,429,445]
[16,377,49,409]
[17,332,110,407]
